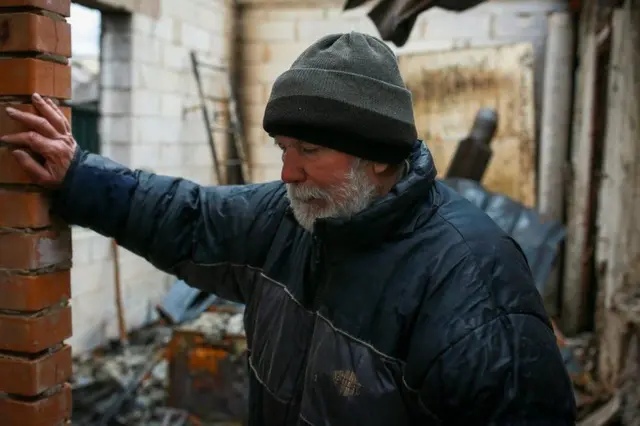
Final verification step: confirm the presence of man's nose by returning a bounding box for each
[281,149,305,184]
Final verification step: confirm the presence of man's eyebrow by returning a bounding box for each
[274,139,301,150]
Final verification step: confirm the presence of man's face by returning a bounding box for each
[275,136,377,231]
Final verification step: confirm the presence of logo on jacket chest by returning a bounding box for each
[331,370,362,397]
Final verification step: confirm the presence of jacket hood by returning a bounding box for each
[311,140,438,246]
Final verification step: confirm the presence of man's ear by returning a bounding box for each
[372,162,390,175]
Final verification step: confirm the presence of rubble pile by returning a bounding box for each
[70,326,176,426]
[553,324,604,420]
[69,280,247,425]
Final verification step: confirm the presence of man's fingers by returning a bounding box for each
[1,131,52,152]
[11,149,51,183]
[37,94,71,134]
[47,97,72,133]
[4,106,58,138]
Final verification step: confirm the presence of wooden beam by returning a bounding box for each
[537,12,574,317]
[596,0,640,390]
[562,3,598,334]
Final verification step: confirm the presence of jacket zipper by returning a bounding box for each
[288,234,324,423]
[311,235,326,311]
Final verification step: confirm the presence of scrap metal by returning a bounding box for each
[70,304,248,425]
[445,107,498,182]
[166,308,249,424]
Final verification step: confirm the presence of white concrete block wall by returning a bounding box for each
[239,0,567,183]
[69,0,234,354]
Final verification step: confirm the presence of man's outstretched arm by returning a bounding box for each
[1,93,284,303]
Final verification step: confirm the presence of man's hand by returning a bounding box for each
[1,93,77,187]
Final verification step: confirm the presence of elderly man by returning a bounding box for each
[2,32,575,425]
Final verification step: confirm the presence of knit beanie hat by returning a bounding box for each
[263,32,417,164]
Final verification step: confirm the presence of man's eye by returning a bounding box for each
[301,147,319,154]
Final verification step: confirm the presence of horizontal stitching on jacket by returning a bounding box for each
[248,356,289,404]
[402,375,418,393]
[260,272,313,314]
[315,311,404,364]
[260,270,404,364]
[186,260,406,364]
[299,413,316,425]
[180,260,447,406]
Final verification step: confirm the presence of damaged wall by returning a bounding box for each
[594,0,640,399]
[397,43,537,206]
[239,0,568,182]
[68,0,235,354]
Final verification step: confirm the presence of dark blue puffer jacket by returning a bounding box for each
[52,141,576,425]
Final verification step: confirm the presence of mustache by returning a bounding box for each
[287,184,331,202]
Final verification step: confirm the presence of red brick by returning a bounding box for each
[0,304,72,353]
[0,344,71,395]
[0,13,71,57]
[0,270,70,311]
[0,103,72,138]
[0,0,71,17]
[0,0,73,418]
[0,228,71,270]
[0,58,71,98]
[0,383,72,426]
[0,146,31,184]
[0,189,50,228]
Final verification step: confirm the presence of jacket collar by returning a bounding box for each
[307,141,438,247]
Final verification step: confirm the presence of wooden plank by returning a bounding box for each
[538,12,575,222]
[597,1,640,390]
[397,43,537,207]
[597,9,627,312]
[577,393,621,426]
[562,17,597,334]
[537,12,575,316]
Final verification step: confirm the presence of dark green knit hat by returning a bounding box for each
[263,32,417,164]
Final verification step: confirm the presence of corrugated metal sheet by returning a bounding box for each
[398,43,537,207]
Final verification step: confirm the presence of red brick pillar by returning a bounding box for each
[0,1,74,425]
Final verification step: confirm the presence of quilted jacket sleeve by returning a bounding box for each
[404,236,577,425]
[51,149,285,303]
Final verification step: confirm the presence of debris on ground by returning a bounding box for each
[166,309,249,424]
[70,283,247,426]
[71,326,175,426]
[552,320,607,420]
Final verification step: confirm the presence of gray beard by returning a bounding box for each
[285,161,377,232]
